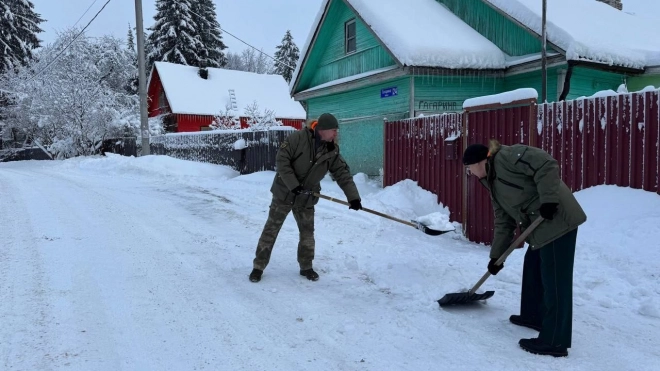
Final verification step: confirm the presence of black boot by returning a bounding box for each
[510,315,542,332]
[300,268,319,281]
[249,268,263,283]
[519,338,568,357]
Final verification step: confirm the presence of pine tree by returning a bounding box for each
[192,0,227,68]
[146,0,204,67]
[125,24,138,95]
[126,23,135,51]
[0,0,45,74]
[272,30,300,83]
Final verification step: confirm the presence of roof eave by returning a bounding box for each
[342,0,404,68]
[290,0,405,97]
[290,0,332,97]
[480,0,567,56]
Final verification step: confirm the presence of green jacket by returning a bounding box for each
[270,128,360,208]
[479,142,587,259]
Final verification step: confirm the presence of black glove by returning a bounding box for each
[348,199,362,210]
[540,203,558,220]
[488,258,504,275]
[291,185,304,195]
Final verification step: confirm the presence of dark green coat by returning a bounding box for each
[270,128,360,208]
[480,142,587,259]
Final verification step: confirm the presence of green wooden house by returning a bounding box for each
[289,0,660,175]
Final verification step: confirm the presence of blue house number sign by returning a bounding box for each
[381,87,398,98]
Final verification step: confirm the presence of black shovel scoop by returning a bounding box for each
[438,216,544,307]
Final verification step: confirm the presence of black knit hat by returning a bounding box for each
[462,144,489,165]
[316,113,339,130]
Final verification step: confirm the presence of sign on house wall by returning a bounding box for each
[416,100,462,114]
[381,87,398,98]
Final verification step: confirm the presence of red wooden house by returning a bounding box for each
[147,61,306,132]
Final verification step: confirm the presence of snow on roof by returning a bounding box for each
[154,62,306,119]
[484,0,660,69]
[463,88,538,109]
[347,0,507,69]
[290,0,507,92]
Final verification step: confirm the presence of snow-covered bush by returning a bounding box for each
[244,101,282,130]
[0,28,158,158]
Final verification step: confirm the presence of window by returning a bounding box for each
[345,19,356,54]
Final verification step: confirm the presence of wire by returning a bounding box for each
[186,8,295,70]
[220,28,295,70]
[73,0,100,28]
[29,0,112,81]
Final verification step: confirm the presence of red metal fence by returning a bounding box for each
[535,91,660,194]
[383,113,464,223]
[384,90,660,245]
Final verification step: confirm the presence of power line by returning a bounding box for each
[73,0,101,28]
[186,8,295,70]
[220,28,295,70]
[29,0,113,82]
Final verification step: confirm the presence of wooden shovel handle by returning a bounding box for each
[312,192,418,228]
[469,216,545,295]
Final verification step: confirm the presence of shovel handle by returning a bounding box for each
[469,216,545,295]
[312,192,418,228]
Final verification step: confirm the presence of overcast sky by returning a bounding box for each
[30,0,660,56]
[31,0,325,55]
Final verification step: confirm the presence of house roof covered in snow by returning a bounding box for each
[152,62,306,119]
[290,0,508,92]
[484,0,660,70]
[291,0,660,94]
[346,0,508,69]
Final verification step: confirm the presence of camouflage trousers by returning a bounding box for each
[253,198,315,271]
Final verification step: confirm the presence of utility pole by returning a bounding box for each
[135,0,150,155]
[541,0,547,103]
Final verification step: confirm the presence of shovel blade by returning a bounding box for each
[411,220,455,236]
[437,290,494,307]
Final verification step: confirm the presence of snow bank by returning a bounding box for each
[464,88,538,109]
[62,153,239,182]
[484,0,660,68]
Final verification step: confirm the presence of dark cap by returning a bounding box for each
[316,113,339,130]
[462,144,489,165]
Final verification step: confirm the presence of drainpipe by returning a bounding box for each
[559,62,575,101]
[409,75,415,118]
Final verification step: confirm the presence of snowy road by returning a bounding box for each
[1,155,659,370]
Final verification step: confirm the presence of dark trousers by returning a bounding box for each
[520,228,577,348]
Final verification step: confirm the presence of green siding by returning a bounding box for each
[624,74,659,93]
[414,74,502,114]
[296,0,397,92]
[504,67,561,103]
[437,0,545,56]
[565,67,625,100]
[307,77,410,175]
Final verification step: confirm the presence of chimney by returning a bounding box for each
[596,0,623,10]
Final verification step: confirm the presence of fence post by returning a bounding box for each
[528,101,538,148]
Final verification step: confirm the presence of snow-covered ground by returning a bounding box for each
[1,155,658,370]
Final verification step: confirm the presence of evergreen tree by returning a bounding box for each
[126,23,135,51]
[0,0,45,74]
[125,24,138,95]
[192,0,227,68]
[272,30,299,83]
[146,0,203,68]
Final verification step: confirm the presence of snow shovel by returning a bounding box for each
[437,216,545,307]
[312,192,454,236]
